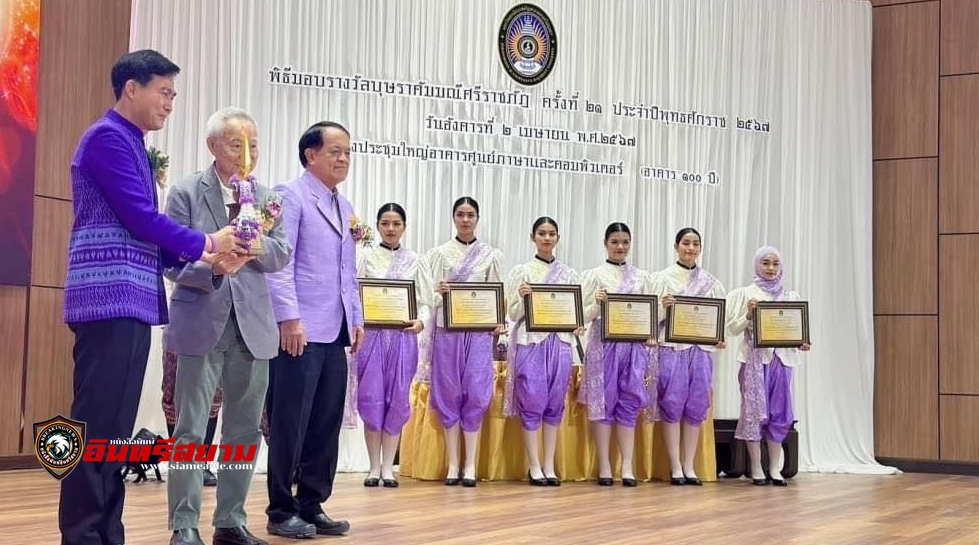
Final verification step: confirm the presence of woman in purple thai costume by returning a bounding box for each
[353,203,433,488]
[503,217,584,486]
[652,227,727,486]
[426,197,505,487]
[579,223,657,487]
[726,246,810,486]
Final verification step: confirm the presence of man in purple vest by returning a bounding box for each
[265,122,365,539]
[60,49,243,545]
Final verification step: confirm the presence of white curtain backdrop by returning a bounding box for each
[130,0,887,475]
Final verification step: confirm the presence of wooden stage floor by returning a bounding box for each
[2,470,978,544]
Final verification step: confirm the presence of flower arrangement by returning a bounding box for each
[349,214,374,246]
[230,173,263,254]
[147,146,169,189]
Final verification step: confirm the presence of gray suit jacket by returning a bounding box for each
[163,165,292,359]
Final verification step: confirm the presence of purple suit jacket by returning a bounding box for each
[266,169,363,344]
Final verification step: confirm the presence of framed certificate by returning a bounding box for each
[443,282,505,331]
[754,301,810,348]
[523,284,583,333]
[601,294,658,342]
[358,278,417,328]
[665,296,725,345]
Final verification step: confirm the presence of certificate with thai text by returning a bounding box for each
[665,296,725,345]
[444,282,505,331]
[359,279,417,328]
[602,294,658,342]
[754,301,810,348]
[524,284,583,333]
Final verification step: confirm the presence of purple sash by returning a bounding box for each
[386,247,416,280]
[343,248,420,428]
[580,264,645,421]
[735,286,788,441]
[416,241,495,383]
[503,260,574,417]
[682,266,718,297]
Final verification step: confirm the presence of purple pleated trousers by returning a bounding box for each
[514,334,573,431]
[597,342,650,427]
[657,346,713,424]
[738,355,794,442]
[430,327,494,432]
[356,329,418,435]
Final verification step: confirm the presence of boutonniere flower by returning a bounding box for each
[147,146,169,189]
[260,194,282,234]
[349,215,374,246]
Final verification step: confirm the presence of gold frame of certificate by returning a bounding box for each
[601,294,658,342]
[443,282,505,331]
[358,278,417,329]
[523,284,584,333]
[665,295,726,345]
[753,301,810,348]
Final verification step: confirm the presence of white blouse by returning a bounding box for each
[356,244,435,325]
[649,263,727,352]
[505,258,580,346]
[425,238,504,328]
[580,261,654,325]
[725,283,802,367]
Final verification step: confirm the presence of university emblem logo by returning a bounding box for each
[33,415,85,480]
[498,4,558,86]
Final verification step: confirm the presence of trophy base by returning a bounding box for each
[241,237,265,256]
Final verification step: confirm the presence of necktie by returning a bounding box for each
[331,192,341,225]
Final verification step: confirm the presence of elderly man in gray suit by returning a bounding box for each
[163,107,292,545]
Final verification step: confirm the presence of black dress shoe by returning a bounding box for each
[670,477,686,486]
[771,478,788,487]
[444,476,460,486]
[170,528,205,545]
[364,477,380,487]
[203,468,218,487]
[597,477,613,486]
[266,516,316,539]
[684,476,703,486]
[461,478,477,487]
[213,526,269,545]
[303,513,351,536]
[752,478,769,486]
[382,478,399,488]
[528,470,547,486]
[545,477,561,486]
[622,477,638,487]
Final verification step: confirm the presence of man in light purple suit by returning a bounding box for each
[264,121,365,539]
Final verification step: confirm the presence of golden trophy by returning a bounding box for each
[230,131,264,255]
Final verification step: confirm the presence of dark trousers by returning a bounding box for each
[59,318,150,545]
[266,327,349,523]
